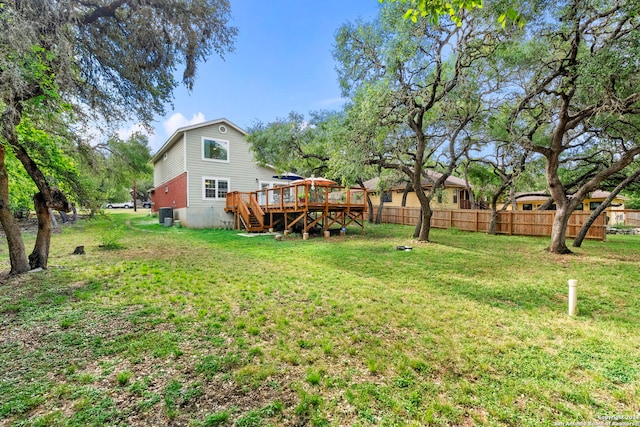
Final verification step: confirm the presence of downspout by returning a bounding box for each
[183,132,189,208]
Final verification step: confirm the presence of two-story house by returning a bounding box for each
[150,118,288,228]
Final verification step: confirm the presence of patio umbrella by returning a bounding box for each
[291,177,337,189]
[272,172,303,180]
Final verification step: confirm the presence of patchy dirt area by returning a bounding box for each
[0,212,89,238]
[0,274,307,426]
[0,217,41,237]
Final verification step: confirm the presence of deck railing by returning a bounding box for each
[256,183,366,211]
[226,183,367,233]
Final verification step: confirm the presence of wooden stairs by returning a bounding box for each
[234,194,267,232]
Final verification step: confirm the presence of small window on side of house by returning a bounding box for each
[381,191,392,203]
[523,203,533,211]
[589,201,601,211]
[453,192,458,204]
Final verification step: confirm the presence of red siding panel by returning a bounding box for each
[150,172,188,212]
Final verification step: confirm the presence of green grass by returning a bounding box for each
[1,211,639,426]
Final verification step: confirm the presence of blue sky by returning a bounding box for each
[137,1,381,153]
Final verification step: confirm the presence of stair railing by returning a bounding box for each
[236,198,252,231]
[249,193,265,229]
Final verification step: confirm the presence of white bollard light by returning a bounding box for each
[568,279,578,316]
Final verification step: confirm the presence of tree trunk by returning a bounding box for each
[463,170,475,209]
[10,144,70,270]
[0,146,30,274]
[413,188,433,241]
[366,193,374,223]
[418,204,433,241]
[375,198,385,224]
[548,204,573,254]
[133,179,138,212]
[489,209,498,235]
[49,208,58,227]
[2,99,72,274]
[488,182,509,235]
[29,193,53,269]
[30,189,69,269]
[401,183,411,207]
[58,209,70,223]
[413,213,422,238]
[573,204,607,248]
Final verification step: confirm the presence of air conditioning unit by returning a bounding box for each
[158,207,174,225]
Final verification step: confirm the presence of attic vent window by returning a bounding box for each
[163,153,168,161]
[218,125,228,134]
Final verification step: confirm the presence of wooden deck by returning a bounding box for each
[225,183,367,234]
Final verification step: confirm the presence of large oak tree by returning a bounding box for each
[0,0,236,274]
[504,0,640,253]
[334,2,506,241]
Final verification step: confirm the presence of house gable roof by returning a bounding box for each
[364,170,468,192]
[514,190,629,202]
[151,118,247,163]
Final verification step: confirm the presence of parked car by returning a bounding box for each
[142,201,152,208]
[105,201,133,209]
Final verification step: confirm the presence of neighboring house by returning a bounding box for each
[508,190,628,224]
[364,170,475,210]
[150,118,289,228]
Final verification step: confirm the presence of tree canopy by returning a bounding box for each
[0,0,237,274]
[499,0,640,253]
[382,0,524,27]
[332,0,508,240]
[248,0,640,253]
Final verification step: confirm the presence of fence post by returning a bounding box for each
[509,212,513,235]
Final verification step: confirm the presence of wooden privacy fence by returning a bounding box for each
[373,206,606,241]
[618,210,640,227]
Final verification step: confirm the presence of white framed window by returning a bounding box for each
[203,177,230,200]
[202,137,229,162]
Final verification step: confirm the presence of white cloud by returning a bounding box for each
[116,122,146,140]
[316,97,345,107]
[115,122,161,152]
[162,112,206,136]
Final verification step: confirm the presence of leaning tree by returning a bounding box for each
[0,0,236,274]
[504,0,640,253]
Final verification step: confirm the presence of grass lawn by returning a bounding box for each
[1,211,639,426]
